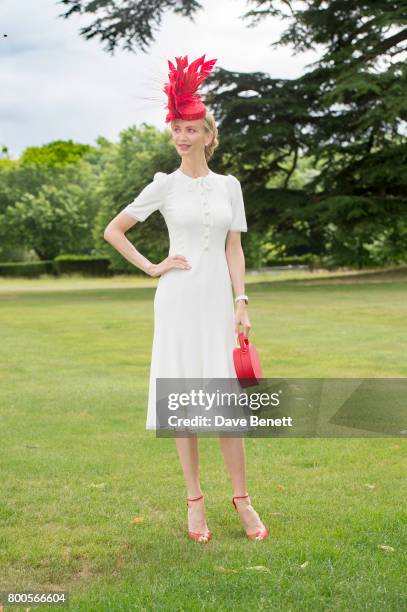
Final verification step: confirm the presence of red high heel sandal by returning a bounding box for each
[232,494,269,541]
[186,495,212,543]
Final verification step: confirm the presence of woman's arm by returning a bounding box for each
[225,231,251,337]
[104,212,155,276]
[103,212,191,277]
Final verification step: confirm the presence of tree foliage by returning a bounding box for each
[58,0,203,54]
[0,141,107,260]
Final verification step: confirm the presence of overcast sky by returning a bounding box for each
[1,0,319,158]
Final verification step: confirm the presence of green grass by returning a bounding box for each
[0,268,406,611]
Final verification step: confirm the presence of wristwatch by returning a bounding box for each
[234,294,248,305]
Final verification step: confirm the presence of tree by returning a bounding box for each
[0,140,110,260]
[2,183,93,260]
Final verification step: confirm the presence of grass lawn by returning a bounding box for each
[0,268,406,611]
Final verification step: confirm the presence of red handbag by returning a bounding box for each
[233,332,263,388]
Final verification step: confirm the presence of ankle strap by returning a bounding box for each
[232,494,250,509]
[233,494,249,501]
[187,494,204,503]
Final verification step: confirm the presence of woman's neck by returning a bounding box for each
[179,158,209,178]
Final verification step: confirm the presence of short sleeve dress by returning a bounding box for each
[122,168,248,430]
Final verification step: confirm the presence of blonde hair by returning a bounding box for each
[203,112,219,162]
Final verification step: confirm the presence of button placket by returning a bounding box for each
[202,181,211,251]
[187,175,213,251]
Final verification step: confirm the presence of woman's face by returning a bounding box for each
[171,119,212,157]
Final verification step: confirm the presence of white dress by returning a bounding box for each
[122,168,248,430]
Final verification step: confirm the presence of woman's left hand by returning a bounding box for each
[234,303,251,337]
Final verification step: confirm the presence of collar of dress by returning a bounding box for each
[176,169,214,192]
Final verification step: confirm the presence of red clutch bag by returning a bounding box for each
[233,332,263,388]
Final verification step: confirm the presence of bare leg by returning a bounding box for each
[218,436,248,495]
[218,436,267,535]
[175,436,209,534]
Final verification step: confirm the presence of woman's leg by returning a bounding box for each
[218,436,266,534]
[175,435,209,533]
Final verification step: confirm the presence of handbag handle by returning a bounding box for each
[237,331,249,353]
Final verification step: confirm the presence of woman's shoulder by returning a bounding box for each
[153,170,183,185]
[210,171,239,184]
[225,173,240,184]
[153,171,169,182]
[211,172,241,196]
[149,171,173,193]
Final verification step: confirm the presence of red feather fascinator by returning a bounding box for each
[163,54,217,123]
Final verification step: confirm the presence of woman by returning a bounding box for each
[104,54,268,543]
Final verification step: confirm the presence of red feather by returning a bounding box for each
[163,54,217,123]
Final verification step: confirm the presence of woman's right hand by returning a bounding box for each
[148,254,192,277]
